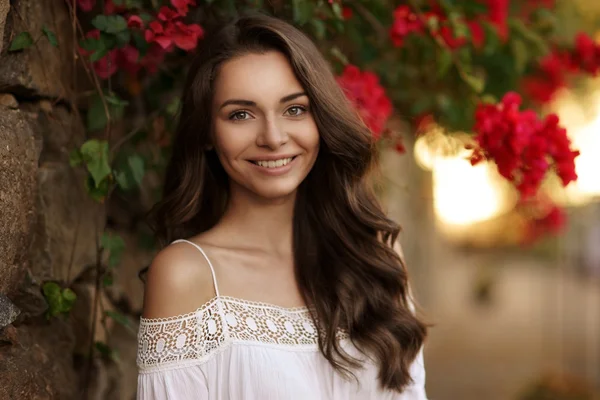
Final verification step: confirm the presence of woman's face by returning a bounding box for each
[211,51,320,201]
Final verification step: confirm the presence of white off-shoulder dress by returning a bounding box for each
[136,239,427,399]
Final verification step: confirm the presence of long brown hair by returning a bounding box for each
[149,12,427,393]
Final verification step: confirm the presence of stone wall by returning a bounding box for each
[0,1,146,399]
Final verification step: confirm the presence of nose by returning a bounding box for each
[256,117,288,150]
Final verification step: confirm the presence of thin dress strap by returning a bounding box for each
[171,239,221,297]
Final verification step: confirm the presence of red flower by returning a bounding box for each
[171,0,196,16]
[342,6,353,20]
[127,15,144,29]
[145,6,204,52]
[337,65,393,139]
[522,52,567,104]
[104,0,127,14]
[117,45,141,75]
[390,5,423,47]
[139,45,166,75]
[483,0,509,40]
[469,92,579,199]
[76,0,95,12]
[572,33,600,75]
[523,202,566,244]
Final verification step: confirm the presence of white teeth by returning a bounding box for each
[255,157,293,168]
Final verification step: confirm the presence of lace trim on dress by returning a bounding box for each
[137,296,323,372]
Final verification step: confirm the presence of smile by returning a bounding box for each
[249,156,296,169]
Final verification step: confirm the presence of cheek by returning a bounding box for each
[213,124,251,161]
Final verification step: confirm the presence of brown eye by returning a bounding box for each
[285,106,306,117]
[230,111,251,121]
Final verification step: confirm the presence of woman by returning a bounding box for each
[137,12,428,400]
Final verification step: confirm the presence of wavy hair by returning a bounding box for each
[148,12,427,393]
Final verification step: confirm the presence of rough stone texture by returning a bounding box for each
[0,0,9,54]
[0,0,73,99]
[0,93,17,108]
[0,107,40,295]
[0,293,20,328]
[20,101,85,163]
[0,319,78,400]
[29,162,105,283]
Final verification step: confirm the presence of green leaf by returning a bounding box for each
[9,32,34,52]
[437,48,453,77]
[87,95,108,131]
[462,73,485,94]
[331,3,343,20]
[92,15,109,31]
[511,38,529,74]
[139,12,153,22]
[95,341,119,361]
[481,94,497,104]
[101,233,125,267]
[105,310,135,333]
[166,97,181,117]
[310,19,326,40]
[62,288,77,303]
[61,288,77,313]
[42,282,76,318]
[127,154,145,187]
[105,93,129,107]
[80,139,111,187]
[115,30,131,47]
[132,31,150,55]
[84,175,110,203]
[93,15,128,34]
[102,273,114,287]
[508,19,549,57]
[42,26,58,47]
[87,93,127,132]
[69,149,84,167]
[90,47,110,62]
[330,46,348,66]
[292,0,311,25]
[481,21,499,55]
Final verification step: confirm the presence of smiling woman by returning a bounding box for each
[211,51,320,199]
[139,11,428,400]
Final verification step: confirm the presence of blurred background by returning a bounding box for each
[1,0,599,399]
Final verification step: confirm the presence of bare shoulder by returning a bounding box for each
[142,241,216,319]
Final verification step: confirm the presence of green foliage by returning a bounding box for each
[42,282,77,319]
[105,310,136,334]
[42,26,58,47]
[87,93,128,132]
[95,341,119,361]
[80,139,111,187]
[9,32,34,51]
[101,233,125,268]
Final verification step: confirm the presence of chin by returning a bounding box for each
[248,180,302,201]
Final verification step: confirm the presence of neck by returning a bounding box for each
[218,184,296,256]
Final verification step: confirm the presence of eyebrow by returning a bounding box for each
[218,92,307,110]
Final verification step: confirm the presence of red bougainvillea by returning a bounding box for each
[524,33,600,104]
[469,92,579,199]
[390,1,509,50]
[521,196,566,244]
[336,65,393,139]
[144,6,204,51]
[389,6,423,47]
[75,0,95,12]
